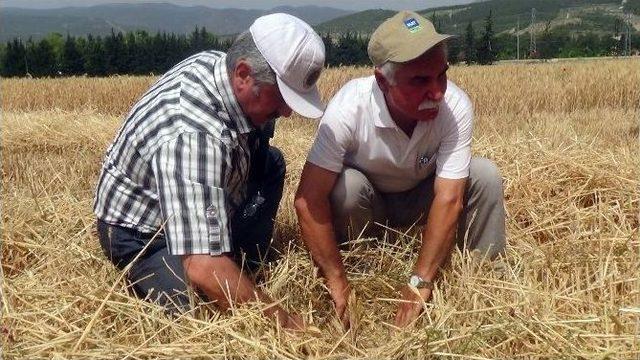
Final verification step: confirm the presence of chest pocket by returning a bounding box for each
[414,150,437,176]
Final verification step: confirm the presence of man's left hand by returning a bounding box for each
[393,286,432,328]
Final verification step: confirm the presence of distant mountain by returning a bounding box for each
[3,0,635,43]
[316,0,633,36]
[0,3,353,42]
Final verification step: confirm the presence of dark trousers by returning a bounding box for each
[96,146,286,311]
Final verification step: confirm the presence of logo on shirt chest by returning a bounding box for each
[415,152,434,172]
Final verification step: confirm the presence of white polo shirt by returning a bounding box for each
[307,76,473,193]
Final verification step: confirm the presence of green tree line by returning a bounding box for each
[448,11,638,65]
[1,16,637,78]
[1,27,231,77]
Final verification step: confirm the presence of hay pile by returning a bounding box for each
[2,59,639,358]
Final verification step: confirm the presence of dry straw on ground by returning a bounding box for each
[2,59,639,358]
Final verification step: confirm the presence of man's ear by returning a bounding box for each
[374,67,390,93]
[233,60,254,90]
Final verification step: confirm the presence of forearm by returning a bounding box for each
[413,196,463,281]
[183,255,287,321]
[295,197,347,284]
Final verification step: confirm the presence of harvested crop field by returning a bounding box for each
[2,59,639,358]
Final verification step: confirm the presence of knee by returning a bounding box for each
[267,146,286,184]
[470,158,503,199]
[478,237,506,260]
[330,168,376,214]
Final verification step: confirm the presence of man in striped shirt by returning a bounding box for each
[94,13,325,330]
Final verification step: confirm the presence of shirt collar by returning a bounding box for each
[370,77,399,129]
[214,55,254,134]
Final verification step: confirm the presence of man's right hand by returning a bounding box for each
[327,276,352,329]
[184,254,307,331]
[283,312,305,331]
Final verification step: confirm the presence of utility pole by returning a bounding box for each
[20,36,30,77]
[529,8,537,58]
[517,16,520,60]
[621,0,632,56]
[626,12,632,56]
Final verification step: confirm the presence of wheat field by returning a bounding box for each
[2,59,639,359]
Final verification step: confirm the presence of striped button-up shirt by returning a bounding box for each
[94,51,257,256]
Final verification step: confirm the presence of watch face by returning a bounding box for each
[409,275,420,287]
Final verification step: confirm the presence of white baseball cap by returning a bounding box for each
[250,13,325,119]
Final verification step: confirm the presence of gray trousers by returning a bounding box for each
[330,158,506,259]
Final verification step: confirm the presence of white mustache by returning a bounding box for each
[418,100,440,111]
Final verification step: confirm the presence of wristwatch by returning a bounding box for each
[408,274,434,290]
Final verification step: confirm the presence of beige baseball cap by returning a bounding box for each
[368,11,454,66]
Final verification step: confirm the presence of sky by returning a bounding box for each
[2,0,477,11]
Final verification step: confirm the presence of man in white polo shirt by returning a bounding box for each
[294,11,506,328]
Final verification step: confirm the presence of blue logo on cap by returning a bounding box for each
[404,18,422,33]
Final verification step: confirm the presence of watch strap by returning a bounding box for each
[409,274,434,290]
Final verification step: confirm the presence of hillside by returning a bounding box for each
[316,0,635,36]
[314,9,396,34]
[0,3,352,42]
